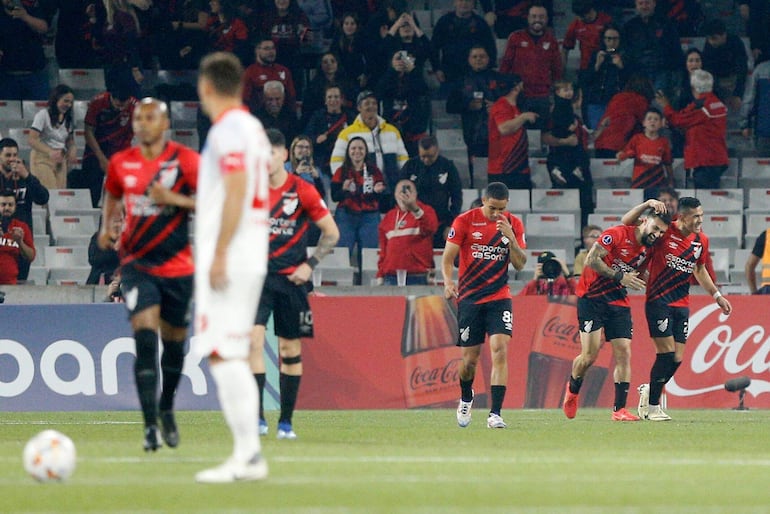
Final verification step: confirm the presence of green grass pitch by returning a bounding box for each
[3,409,770,513]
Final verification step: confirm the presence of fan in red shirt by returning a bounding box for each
[616,108,673,191]
[442,182,527,430]
[563,203,671,422]
[487,74,538,190]
[621,197,731,421]
[0,191,35,285]
[99,98,199,452]
[659,69,728,189]
[561,0,613,75]
[593,74,654,158]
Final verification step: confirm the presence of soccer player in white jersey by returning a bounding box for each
[192,52,270,483]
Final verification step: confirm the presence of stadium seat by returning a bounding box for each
[34,234,51,250]
[7,128,31,150]
[720,158,740,188]
[587,212,623,231]
[461,188,479,211]
[72,100,89,125]
[360,248,380,286]
[0,100,23,129]
[31,207,47,236]
[58,69,105,99]
[531,188,581,233]
[594,188,644,212]
[50,215,96,246]
[171,129,199,150]
[703,213,743,260]
[730,248,757,287]
[527,129,544,155]
[709,247,730,284]
[695,188,744,214]
[48,266,91,285]
[47,189,100,225]
[679,37,705,52]
[26,266,49,285]
[170,101,199,128]
[306,246,356,286]
[21,100,47,121]
[433,248,456,285]
[515,248,567,281]
[525,213,577,262]
[529,158,550,189]
[44,246,89,269]
[744,214,770,251]
[508,188,530,217]
[746,188,770,214]
[435,128,466,151]
[591,158,631,188]
[739,158,770,189]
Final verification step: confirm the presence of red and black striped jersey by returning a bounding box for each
[447,208,526,304]
[83,93,136,161]
[105,141,199,277]
[646,223,710,306]
[576,224,647,306]
[268,173,330,274]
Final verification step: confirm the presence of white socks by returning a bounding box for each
[210,359,261,462]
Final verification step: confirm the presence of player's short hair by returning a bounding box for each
[649,209,673,226]
[199,52,244,97]
[677,196,701,213]
[485,182,509,201]
[266,128,286,147]
[0,138,19,151]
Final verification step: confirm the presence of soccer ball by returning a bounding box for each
[22,430,77,482]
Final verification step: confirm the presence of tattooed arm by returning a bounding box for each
[287,213,341,285]
[585,242,645,290]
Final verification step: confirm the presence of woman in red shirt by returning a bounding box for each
[593,74,654,158]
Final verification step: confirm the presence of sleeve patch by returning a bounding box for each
[220,152,245,175]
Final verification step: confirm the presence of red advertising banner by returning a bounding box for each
[300,294,770,410]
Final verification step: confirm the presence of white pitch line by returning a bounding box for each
[0,420,140,425]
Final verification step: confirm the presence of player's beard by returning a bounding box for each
[642,233,658,247]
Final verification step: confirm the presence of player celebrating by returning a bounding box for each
[249,128,340,440]
[192,52,271,483]
[563,205,672,421]
[442,182,527,429]
[621,197,732,421]
[99,98,198,451]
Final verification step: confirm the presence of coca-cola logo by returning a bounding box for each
[668,304,770,398]
[541,316,580,345]
[409,358,461,391]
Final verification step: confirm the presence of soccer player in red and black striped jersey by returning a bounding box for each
[99,98,199,451]
[563,204,671,421]
[621,197,732,421]
[249,128,339,440]
[442,182,527,429]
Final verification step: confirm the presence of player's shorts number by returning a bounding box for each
[502,310,512,331]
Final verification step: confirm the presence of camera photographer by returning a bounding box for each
[518,250,576,296]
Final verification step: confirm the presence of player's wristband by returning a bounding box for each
[713,290,722,300]
[613,271,624,282]
[307,256,320,269]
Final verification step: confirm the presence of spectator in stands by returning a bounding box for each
[669,48,703,157]
[331,12,368,89]
[562,0,613,87]
[616,107,673,192]
[91,0,147,98]
[701,18,748,111]
[583,24,627,129]
[330,90,409,191]
[255,81,300,145]
[304,85,355,178]
[376,178,438,285]
[331,136,386,269]
[376,50,431,157]
[518,250,576,296]
[0,138,50,237]
[0,190,35,285]
[592,73,654,158]
[542,80,593,225]
[658,70,728,189]
[202,0,249,64]
[654,0,702,37]
[499,3,563,128]
[243,37,297,115]
[87,213,122,284]
[446,45,513,187]
[738,0,770,65]
[488,74,538,190]
[362,0,409,87]
[622,0,683,97]
[572,224,602,276]
[739,59,770,153]
[52,0,101,68]
[157,0,209,70]
[399,135,462,248]
[745,229,770,294]
[260,0,310,96]
[27,85,78,191]
[78,82,137,207]
[431,0,497,88]
[482,0,550,39]
[656,185,679,215]
[0,0,53,100]
[301,52,356,125]
[297,0,334,57]
[287,135,326,202]
[382,12,437,77]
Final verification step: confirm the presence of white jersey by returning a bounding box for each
[193,107,269,360]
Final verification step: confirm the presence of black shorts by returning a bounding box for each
[255,273,313,339]
[645,300,689,342]
[577,296,633,341]
[119,264,193,327]
[456,298,513,347]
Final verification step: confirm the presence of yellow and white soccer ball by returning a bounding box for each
[23,430,76,482]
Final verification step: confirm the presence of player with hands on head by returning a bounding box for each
[563,201,672,421]
[442,182,526,429]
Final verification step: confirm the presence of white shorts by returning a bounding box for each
[192,267,265,360]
